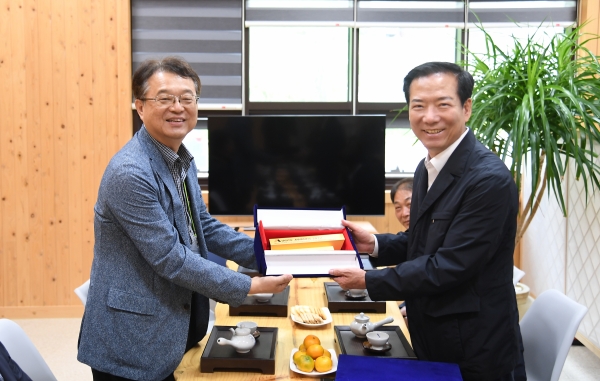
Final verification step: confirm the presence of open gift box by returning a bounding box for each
[253,206,364,277]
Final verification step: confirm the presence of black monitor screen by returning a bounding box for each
[207,115,386,215]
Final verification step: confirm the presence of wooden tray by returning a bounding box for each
[324,282,386,313]
[200,326,278,374]
[334,325,416,359]
[229,286,290,317]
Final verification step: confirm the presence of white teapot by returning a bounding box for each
[350,312,394,338]
[217,327,256,353]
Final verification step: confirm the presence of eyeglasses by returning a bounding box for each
[139,94,200,107]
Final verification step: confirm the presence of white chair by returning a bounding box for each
[74,279,90,306]
[519,289,588,381]
[0,318,58,380]
[207,298,217,335]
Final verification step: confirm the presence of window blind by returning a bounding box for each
[356,1,465,27]
[131,0,242,108]
[245,0,354,26]
[468,0,577,26]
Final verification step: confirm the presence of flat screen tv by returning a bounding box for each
[207,115,386,215]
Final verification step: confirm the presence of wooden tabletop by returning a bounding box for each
[174,276,410,380]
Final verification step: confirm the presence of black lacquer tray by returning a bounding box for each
[334,325,416,359]
[324,282,386,313]
[200,326,278,374]
[229,285,290,317]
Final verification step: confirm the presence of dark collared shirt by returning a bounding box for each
[147,130,198,247]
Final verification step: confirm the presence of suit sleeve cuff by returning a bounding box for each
[370,235,379,258]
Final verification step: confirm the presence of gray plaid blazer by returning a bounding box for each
[78,127,256,380]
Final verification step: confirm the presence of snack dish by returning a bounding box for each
[362,341,393,353]
[290,348,338,376]
[290,306,332,327]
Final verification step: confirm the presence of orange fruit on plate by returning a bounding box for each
[315,355,333,372]
[321,349,331,358]
[303,334,321,349]
[295,354,315,373]
[293,350,306,365]
[306,344,325,359]
[299,344,306,352]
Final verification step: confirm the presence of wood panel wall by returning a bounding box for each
[0,0,131,318]
[581,0,600,50]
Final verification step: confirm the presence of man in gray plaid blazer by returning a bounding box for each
[77,57,292,381]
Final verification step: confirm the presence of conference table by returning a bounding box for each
[173,222,411,380]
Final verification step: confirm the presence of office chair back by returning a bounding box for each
[0,318,58,381]
[519,289,587,381]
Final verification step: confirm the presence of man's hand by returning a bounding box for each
[249,274,293,294]
[329,268,367,290]
[342,219,375,254]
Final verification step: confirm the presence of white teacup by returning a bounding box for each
[236,320,258,335]
[366,331,389,349]
[349,289,367,298]
[253,293,274,302]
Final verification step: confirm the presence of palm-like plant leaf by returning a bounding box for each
[466,23,600,244]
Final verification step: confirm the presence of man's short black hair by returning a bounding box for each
[390,178,413,203]
[403,62,474,106]
[132,56,201,100]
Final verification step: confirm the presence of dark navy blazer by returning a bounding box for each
[0,341,32,381]
[367,130,523,380]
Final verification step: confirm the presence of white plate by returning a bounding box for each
[290,307,333,327]
[290,348,338,376]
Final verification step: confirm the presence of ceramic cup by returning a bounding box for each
[349,289,367,298]
[253,293,274,302]
[236,320,258,335]
[366,331,389,350]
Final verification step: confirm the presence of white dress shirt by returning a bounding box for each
[371,128,470,257]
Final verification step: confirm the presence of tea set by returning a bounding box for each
[350,312,394,338]
[217,320,260,353]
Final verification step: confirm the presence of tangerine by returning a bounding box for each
[293,350,306,365]
[321,349,331,358]
[315,355,333,372]
[306,344,325,359]
[299,344,306,352]
[303,334,321,349]
[295,354,315,373]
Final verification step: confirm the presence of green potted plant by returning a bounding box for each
[465,23,600,244]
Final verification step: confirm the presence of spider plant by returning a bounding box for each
[466,23,600,244]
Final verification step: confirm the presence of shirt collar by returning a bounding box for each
[145,127,194,171]
[424,127,469,174]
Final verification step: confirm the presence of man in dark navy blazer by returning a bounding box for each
[330,62,525,381]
